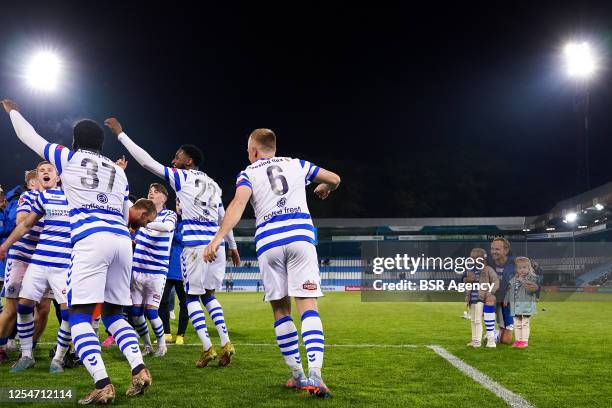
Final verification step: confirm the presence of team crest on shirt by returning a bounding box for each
[277,198,286,208]
[18,197,25,206]
[302,281,318,291]
[97,193,108,203]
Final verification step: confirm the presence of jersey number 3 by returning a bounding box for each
[80,158,117,191]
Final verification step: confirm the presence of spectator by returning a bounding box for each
[489,237,517,344]
[463,248,499,348]
[505,257,538,348]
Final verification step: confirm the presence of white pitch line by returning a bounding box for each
[428,345,534,408]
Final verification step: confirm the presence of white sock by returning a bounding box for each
[105,315,144,370]
[187,298,212,350]
[204,296,230,346]
[17,305,35,358]
[92,315,101,335]
[274,315,303,375]
[54,319,71,362]
[70,316,108,382]
[301,310,324,377]
[483,304,496,338]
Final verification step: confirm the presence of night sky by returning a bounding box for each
[1,2,611,218]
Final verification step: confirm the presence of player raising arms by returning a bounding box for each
[130,183,177,358]
[204,129,340,397]
[105,117,240,368]
[1,100,156,404]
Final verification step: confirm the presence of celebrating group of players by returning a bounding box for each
[0,99,341,404]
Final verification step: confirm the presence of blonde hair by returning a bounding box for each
[249,128,276,152]
[491,237,511,250]
[514,256,535,277]
[24,169,38,185]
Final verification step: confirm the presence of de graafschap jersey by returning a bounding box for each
[45,143,131,244]
[165,168,224,247]
[7,190,44,263]
[132,209,177,275]
[30,189,72,269]
[236,157,319,256]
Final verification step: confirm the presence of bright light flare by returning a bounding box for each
[25,51,62,91]
[564,212,578,223]
[564,42,596,78]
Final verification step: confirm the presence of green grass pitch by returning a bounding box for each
[1,292,611,407]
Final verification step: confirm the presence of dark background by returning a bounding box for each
[0,2,611,218]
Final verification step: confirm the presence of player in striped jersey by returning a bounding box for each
[130,183,177,358]
[204,129,341,398]
[0,161,74,372]
[2,100,156,404]
[0,169,46,365]
[105,117,240,368]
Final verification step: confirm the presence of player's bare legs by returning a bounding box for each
[33,298,51,347]
[201,289,234,366]
[0,298,17,364]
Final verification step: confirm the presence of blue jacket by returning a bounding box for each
[0,185,22,279]
[491,256,516,300]
[167,224,183,281]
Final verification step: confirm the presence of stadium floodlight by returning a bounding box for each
[564,212,578,223]
[546,227,556,231]
[564,42,596,79]
[595,203,604,211]
[25,51,62,91]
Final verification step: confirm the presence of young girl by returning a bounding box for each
[505,257,538,348]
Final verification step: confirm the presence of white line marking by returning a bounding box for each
[428,345,534,408]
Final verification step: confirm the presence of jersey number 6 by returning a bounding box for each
[267,165,289,195]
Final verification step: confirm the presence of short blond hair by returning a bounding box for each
[491,237,510,250]
[24,169,38,185]
[249,128,276,152]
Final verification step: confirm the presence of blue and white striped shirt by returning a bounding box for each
[132,209,177,275]
[164,168,224,247]
[44,143,131,243]
[8,190,44,263]
[237,157,320,257]
[30,189,72,269]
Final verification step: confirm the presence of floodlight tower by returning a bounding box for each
[564,41,596,192]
